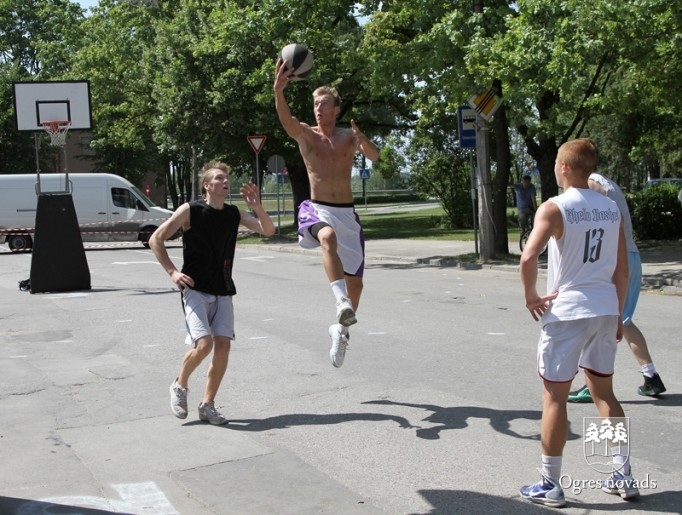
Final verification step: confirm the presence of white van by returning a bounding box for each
[0,173,175,252]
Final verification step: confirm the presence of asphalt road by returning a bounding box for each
[0,244,680,514]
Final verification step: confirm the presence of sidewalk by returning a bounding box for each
[250,238,682,294]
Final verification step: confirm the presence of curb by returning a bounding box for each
[245,242,682,296]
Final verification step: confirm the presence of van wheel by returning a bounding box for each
[8,234,33,252]
[139,227,155,248]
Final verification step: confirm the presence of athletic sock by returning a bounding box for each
[641,362,656,378]
[330,279,347,302]
[611,445,631,476]
[541,455,562,484]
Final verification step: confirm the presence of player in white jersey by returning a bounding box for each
[568,173,666,402]
[519,139,639,507]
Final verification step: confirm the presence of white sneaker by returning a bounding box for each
[198,401,228,425]
[520,474,565,507]
[336,296,357,327]
[169,379,188,419]
[329,324,349,368]
[601,471,640,500]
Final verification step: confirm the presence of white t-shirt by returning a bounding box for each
[543,187,622,323]
[589,172,638,253]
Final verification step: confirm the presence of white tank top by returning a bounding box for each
[543,187,621,323]
[589,173,638,253]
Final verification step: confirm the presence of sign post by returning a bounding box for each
[467,88,500,260]
[267,154,286,235]
[458,105,478,254]
[359,168,371,210]
[247,135,266,194]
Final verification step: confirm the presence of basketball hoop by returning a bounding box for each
[41,120,71,147]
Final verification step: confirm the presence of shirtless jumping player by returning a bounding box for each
[274,58,379,368]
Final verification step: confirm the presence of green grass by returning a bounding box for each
[238,203,525,243]
[360,208,474,240]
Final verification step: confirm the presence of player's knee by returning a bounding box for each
[194,337,214,358]
[317,227,337,248]
[213,338,231,356]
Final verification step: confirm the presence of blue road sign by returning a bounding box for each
[359,169,371,180]
[457,105,477,149]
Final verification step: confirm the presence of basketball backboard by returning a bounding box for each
[12,80,92,132]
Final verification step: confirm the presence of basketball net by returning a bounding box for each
[41,120,71,147]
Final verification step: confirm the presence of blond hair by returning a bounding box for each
[557,139,598,177]
[199,161,230,196]
[313,86,341,106]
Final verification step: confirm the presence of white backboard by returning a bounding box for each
[12,80,93,131]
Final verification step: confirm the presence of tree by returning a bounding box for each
[469,0,682,200]
[68,0,166,186]
[0,0,85,173]
[360,0,516,256]
[145,0,397,219]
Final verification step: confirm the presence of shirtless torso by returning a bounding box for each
[299,126,356,203]
[274,61,378,204]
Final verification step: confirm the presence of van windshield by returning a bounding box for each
[131,186,156,207]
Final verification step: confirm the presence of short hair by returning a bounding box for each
[313,86,341,106]
[199,161,230,193]
[557,138,598,177]
[523,175,531,181]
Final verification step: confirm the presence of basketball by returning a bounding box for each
[279,44,314,80]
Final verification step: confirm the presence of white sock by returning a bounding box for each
[641,363,656,378]
[330,279,347,302]
[541,455,562,484]
[611,445,631,475]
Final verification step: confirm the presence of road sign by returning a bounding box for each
[247,135,266,154]
[267,154,286,174]
[457,105,477,149]
[359,169,371,180]
[468,87,501,121]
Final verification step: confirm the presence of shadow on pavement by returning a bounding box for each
[413,488,682,514]
[362,400,579,442]
[224,400,582,443]
[0,496,118,514]
[224,411,418,431]
[620,393,682,407]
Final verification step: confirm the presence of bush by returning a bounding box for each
[631,184,682,240]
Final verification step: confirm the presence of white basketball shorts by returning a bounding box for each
[537,315,619,382]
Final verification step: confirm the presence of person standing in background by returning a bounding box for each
[568,172,666,402]
[510,174,538,233]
